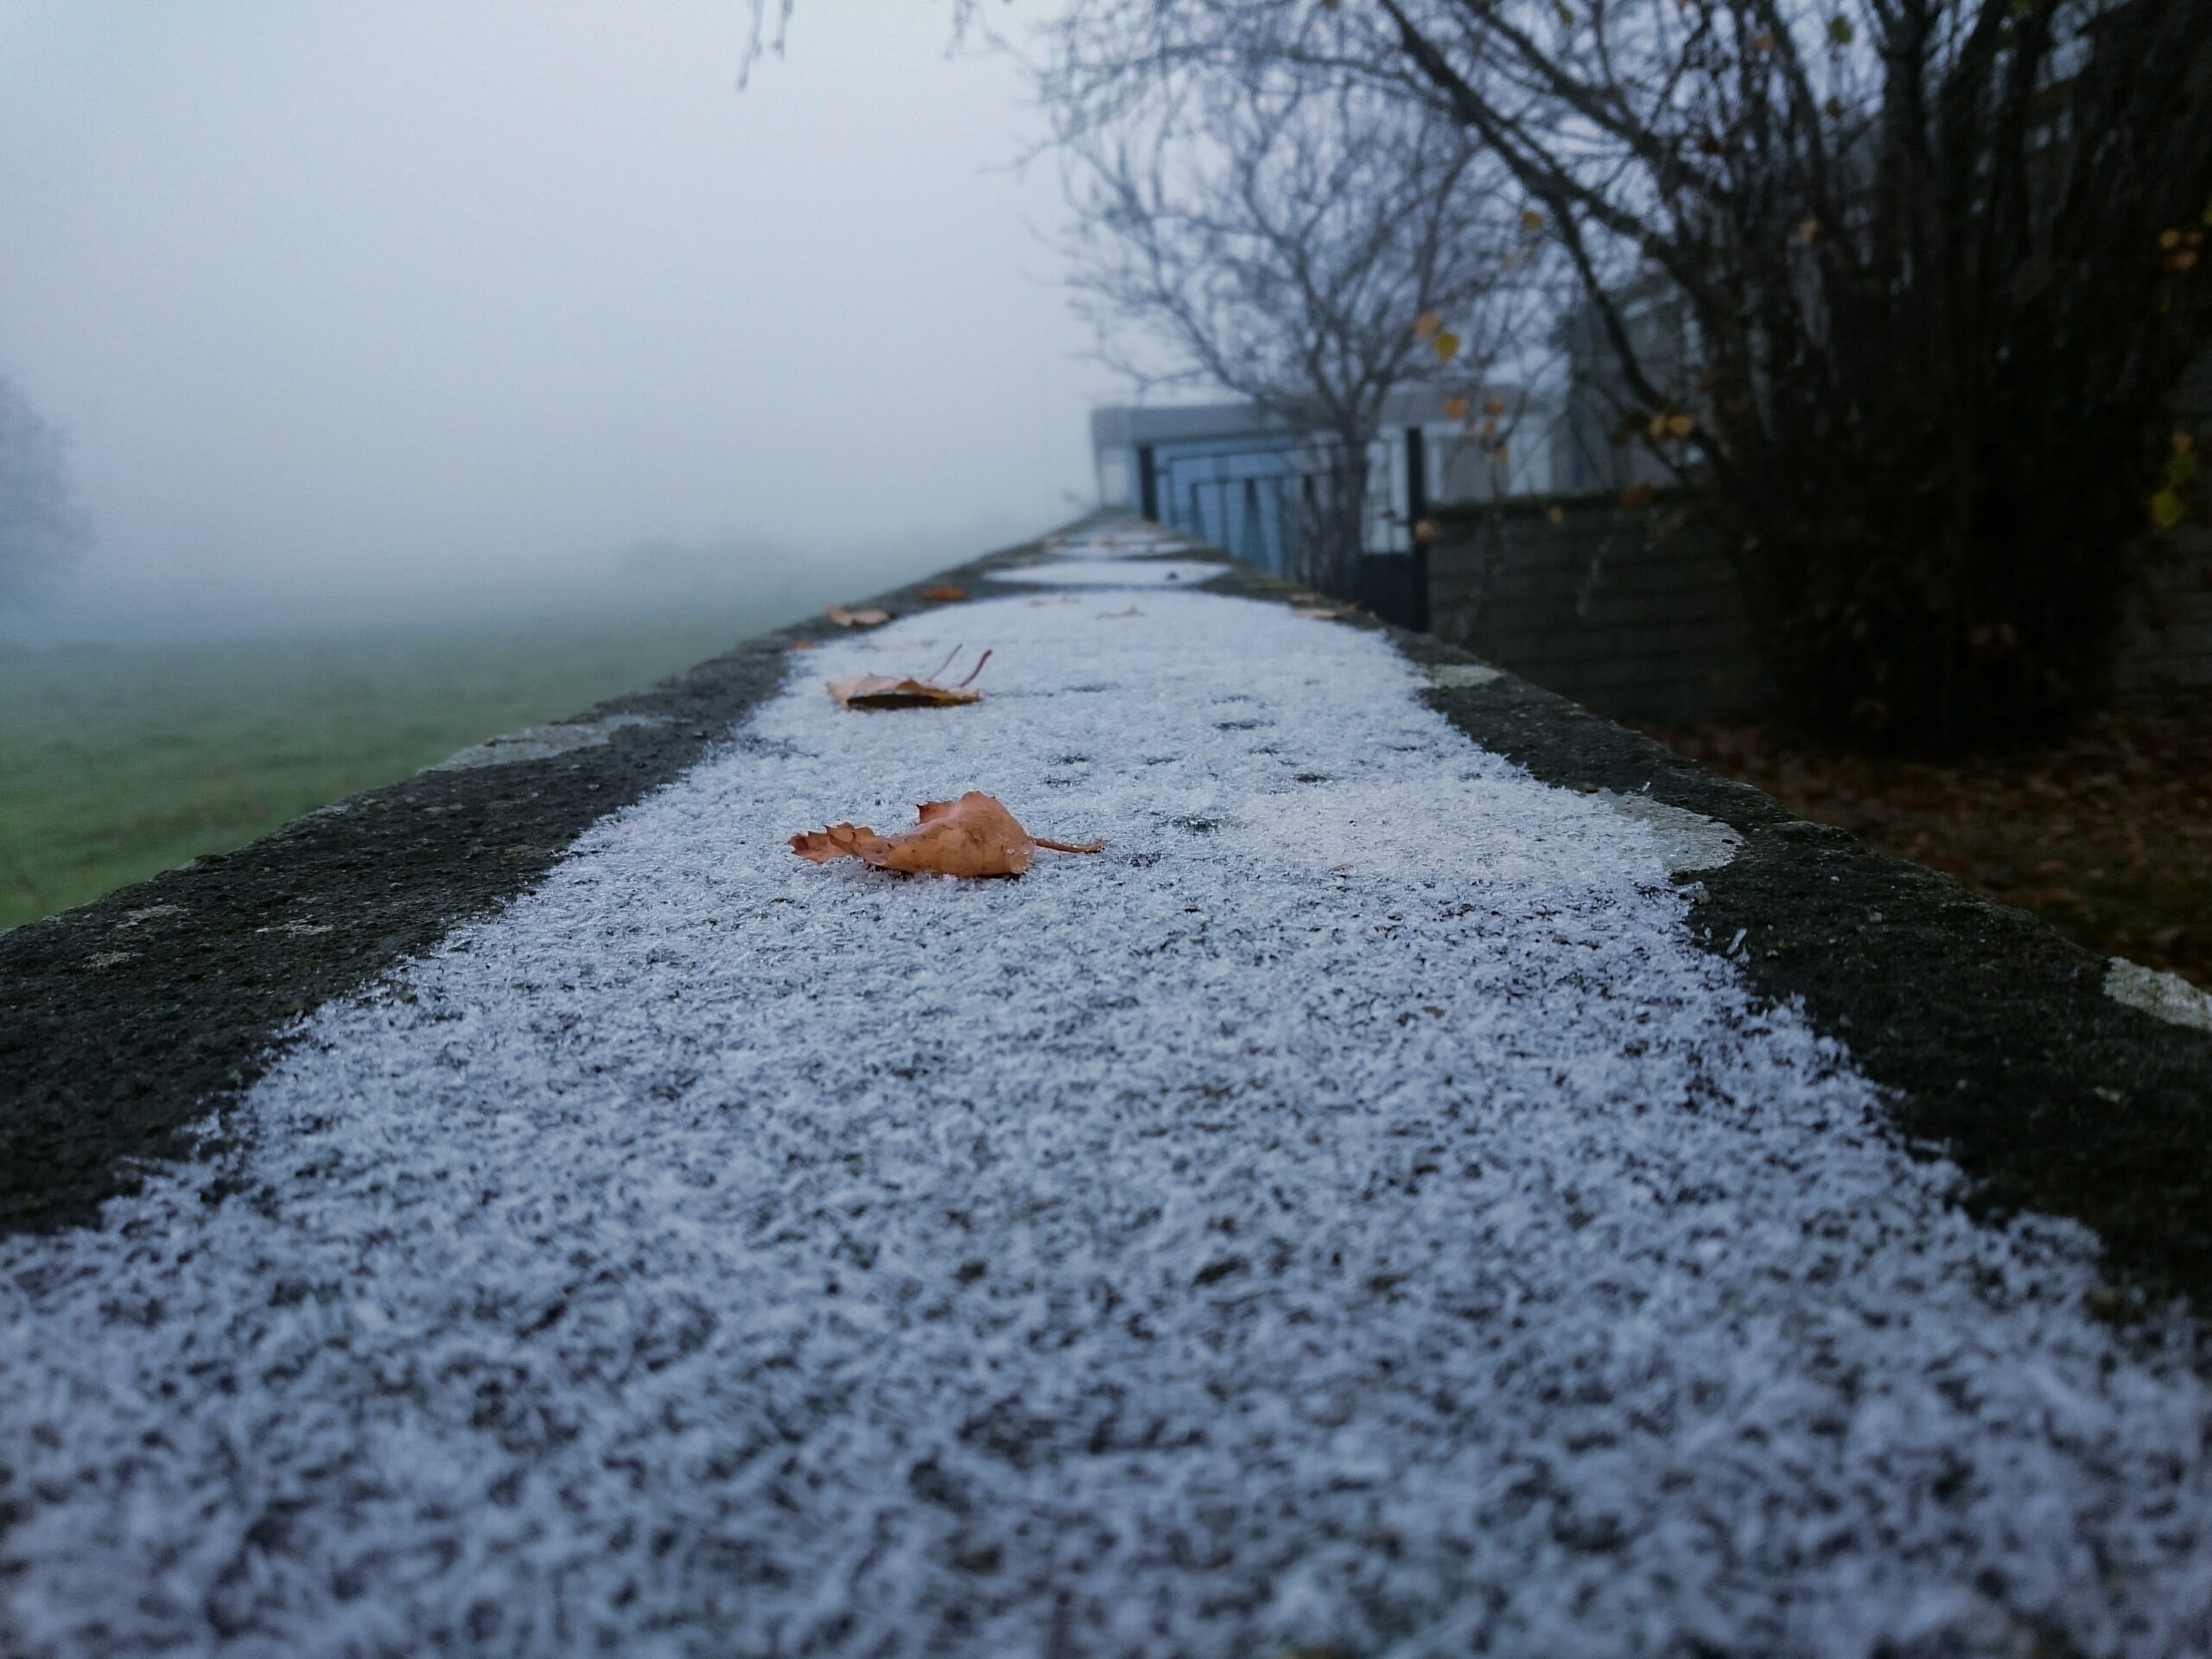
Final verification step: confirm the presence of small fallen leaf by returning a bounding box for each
[917,583,967,602]
[791,791,1103,879]
[827,648,991,710]
[827,676,981,710]
[826,605,891,629]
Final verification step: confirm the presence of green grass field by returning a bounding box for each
[0,607,789,931]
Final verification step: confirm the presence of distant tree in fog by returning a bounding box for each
[1057,75,1541,588]
[0,376,90,606]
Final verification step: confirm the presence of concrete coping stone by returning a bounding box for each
[3,507,2210,1327]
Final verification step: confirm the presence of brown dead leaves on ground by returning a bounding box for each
[826,648,992,710]
[791,791,1103,879]
[825,605,892,629]
[1641,709,2212,988]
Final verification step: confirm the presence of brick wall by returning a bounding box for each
[1431,497,2212,722]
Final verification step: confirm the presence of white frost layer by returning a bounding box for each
[989,557,1227,588]
[4,579,2210,1659]
[2105,957,2212,1034]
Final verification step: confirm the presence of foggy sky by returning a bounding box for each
[0,3,1109,639]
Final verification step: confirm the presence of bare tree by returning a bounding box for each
[1058,69,1541,588]
[1044,0,2212,746]
[0,376,90,607]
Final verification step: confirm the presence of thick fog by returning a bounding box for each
[0,3,1106,641]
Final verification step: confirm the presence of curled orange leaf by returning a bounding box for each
[791,791,1103,879]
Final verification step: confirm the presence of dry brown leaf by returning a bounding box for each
[825,677,982,711]
[825,605,892,629]
[827,649,990,710]
[791,791,1103,879]
[917,583,968,602]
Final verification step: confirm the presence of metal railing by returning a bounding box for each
[1148,447,1428,630]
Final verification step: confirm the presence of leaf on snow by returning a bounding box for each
[791,791,1104,879]
[825,605,892,629]
[827,648,991,710]
[917,583,968,602]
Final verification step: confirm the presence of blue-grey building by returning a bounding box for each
[1090,388,1548,575]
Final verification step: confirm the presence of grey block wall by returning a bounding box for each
[2118,521,2212,705]
[1427,496,1770,722]
[1432,497,2212,722]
